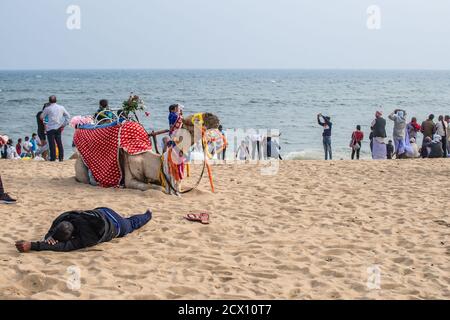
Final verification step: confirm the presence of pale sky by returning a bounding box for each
[1,0,450,70]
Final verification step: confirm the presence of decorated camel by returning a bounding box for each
[74,113,221,192]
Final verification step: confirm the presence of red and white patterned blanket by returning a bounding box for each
[74,122,152,188]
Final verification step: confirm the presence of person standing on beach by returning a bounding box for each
[445,115,450,155]
[386,140,394,159]
[15,138,22,157]
[350,125,364,160]
[421,114,435,155]
[36,103,49,160]
[0,175,17,204]
[435,115,448,157]
[370,111,387,159]
[406,117,421,141]
[217,125,227,161]
[15,207,152,252]
[388,109,407,158]
[420,114,435,158]
[236,140,250,161]
[317,113,332,160]
[40,96,70,162]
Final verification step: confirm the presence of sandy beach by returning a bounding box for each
[0,159,449,300]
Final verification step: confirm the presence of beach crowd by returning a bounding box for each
[318,110,450,160]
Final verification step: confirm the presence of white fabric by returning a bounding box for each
[435,121,447,137]
[372,138,387,160]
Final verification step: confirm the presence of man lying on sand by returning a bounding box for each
[15,207,152,252]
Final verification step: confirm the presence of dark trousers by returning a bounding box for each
[47,128,64,161]
[441,136,447,158]
[99,208,152,238]
[0,175,4,195]
[351,142,361,160]
[251,141,261,160]
[323,136,332,160]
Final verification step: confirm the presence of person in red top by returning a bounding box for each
[15,138,22,156]
[350,125,364,160]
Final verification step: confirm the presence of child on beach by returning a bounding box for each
[386,140,394,159]
[15,138,22,156]
[236,141,250,161]
[22,136,33,158]
[168,104,183,136]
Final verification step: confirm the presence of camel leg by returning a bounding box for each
[75,157,90,184]
[123,155,152,191]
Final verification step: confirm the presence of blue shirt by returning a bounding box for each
[168,112,178,127]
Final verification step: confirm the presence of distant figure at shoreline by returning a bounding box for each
[317,113,332,160]
[445,115,450,155]
[94,99,114,123]
[406,117,421,141]
[426,135,443,158]
[421,114,435,157]
[236,140,250,161]
[15,207,152,252]
[22,136,33,158]
[388,109,407,158]
[36,103,49,160]
[0,175,16,204]
[386,140,394,159]
[218,125,227,160]
[15,138,22,157]
[435,115,448,158]
[405,138,420,158]
[371,111,387,160]
[250,133,263,161]
[350,125,364,160]
[40,96,71,162]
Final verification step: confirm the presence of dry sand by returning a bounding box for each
[0,159,449,299]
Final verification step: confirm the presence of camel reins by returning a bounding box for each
[159,133,208,195]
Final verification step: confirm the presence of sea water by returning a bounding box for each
[1,69,449,160]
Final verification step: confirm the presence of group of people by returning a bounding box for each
[1,96,71,162]
[1,133,44,160]
[235,133,282,161]
[317,111,450,160]
[370,111,449,160]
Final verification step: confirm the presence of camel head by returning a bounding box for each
[182,113,221,146]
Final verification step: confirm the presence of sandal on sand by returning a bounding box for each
[185,212,210,225]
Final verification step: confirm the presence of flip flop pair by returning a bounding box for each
[184,212,210,225]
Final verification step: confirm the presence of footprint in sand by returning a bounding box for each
[21,273,59,294]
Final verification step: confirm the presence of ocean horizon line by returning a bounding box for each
[1,67,450,72]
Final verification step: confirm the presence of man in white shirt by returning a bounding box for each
[40,96,70,161]
[22,136,33,157]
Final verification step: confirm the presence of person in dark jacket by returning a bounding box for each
[426,135,444,158]
[15,207,152,252]
[317,113,333,160]
[370,111,387,159]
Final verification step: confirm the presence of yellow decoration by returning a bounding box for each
[191,113,204,126]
